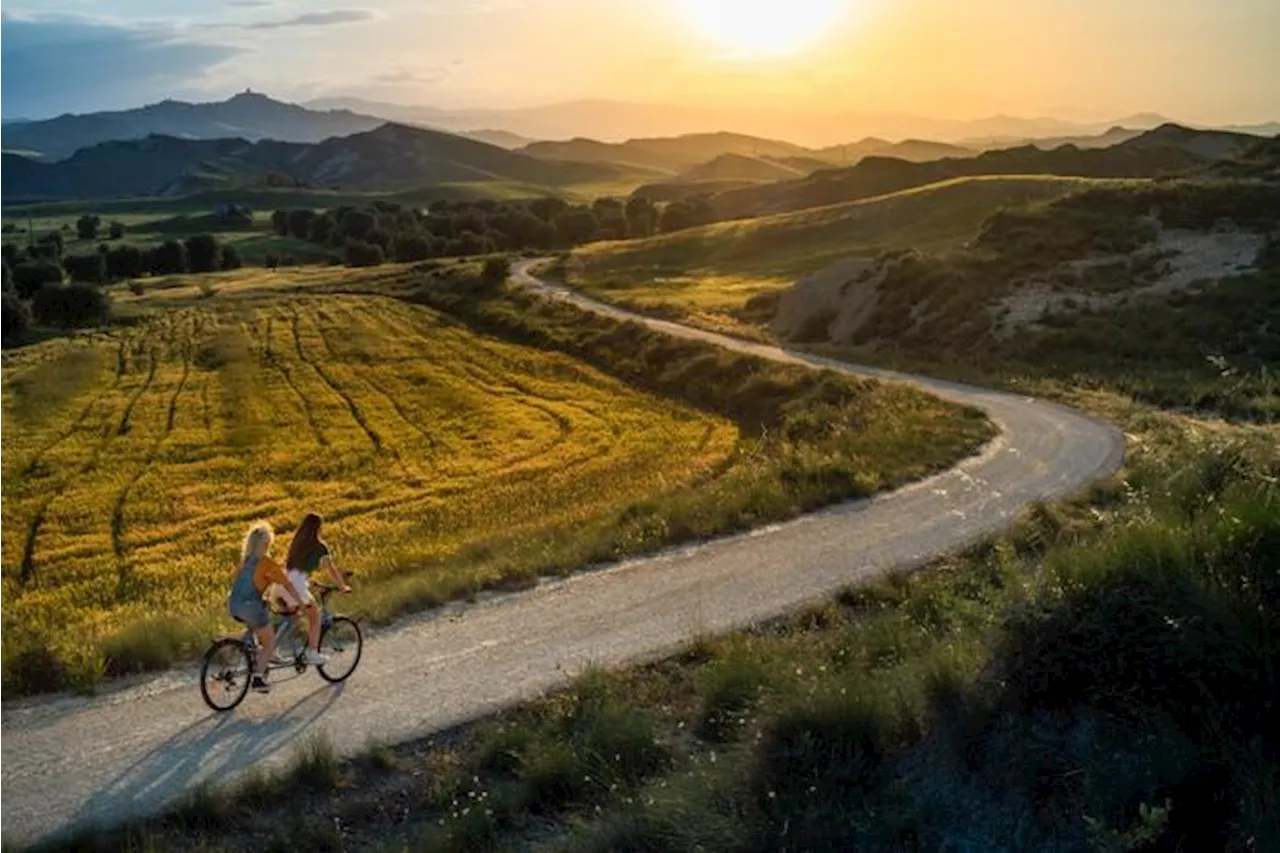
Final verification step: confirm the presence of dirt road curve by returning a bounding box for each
[0,260,1124,847]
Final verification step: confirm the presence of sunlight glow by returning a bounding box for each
[681,0,847,56]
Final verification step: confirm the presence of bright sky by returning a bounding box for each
[2,0,1278,123]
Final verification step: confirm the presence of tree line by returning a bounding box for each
[1,231,243,345]
[272,195,717,267]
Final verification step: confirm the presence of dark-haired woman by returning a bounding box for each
[285,512,350,665]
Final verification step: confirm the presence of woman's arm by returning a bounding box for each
[319,554,350,592]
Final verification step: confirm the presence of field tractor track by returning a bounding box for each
[287,305,383,453]
[294,303,425,484]
[17,334,135,480]
[319,304,439,452]
[360,305,586,457]
[354,300,608,477]
[258,310,327,448]
[115,346,160,437]
[109,323,195,599]
[13,339,155,589]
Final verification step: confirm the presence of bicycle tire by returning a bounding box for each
[200,637,253,712]
[317,616,362,683]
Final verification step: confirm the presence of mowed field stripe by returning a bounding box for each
[110,315,196,598]
[257,310,327,448]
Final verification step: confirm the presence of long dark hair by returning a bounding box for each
[286,512,324,570]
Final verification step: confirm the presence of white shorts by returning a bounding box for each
[287,569,315,606]
[263,582,297,610]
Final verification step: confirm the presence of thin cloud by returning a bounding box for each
[246,10,377,30]
[374,66,451,85]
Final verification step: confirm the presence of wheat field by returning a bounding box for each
[1,289,737,682]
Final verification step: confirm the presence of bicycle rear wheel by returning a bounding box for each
[200,638,253,712]
[317,617,362,683]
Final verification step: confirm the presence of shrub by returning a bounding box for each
[2,291,31,345]
[343,239,384,267]
[287,209,317,240]
[481,254,511,287]
[30,232,63,260]
[108,221,125,240]
[391,233,433,263]
[220,244,242,271]
[148,240,186,275]
[184,234,221,273]
[105,244,144,280]
[31,282,110,328]
[62,252,106,284]
[12,260,63,298]
[76,214,101,240]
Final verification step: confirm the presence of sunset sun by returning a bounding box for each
[682,0,846,56]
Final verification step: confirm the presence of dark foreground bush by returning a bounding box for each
[2,291,30,345]
[184,234,221,273]
[344,239,385,267]
[62,252,106,284]
[12,260,63,298]
[31,282,109,328]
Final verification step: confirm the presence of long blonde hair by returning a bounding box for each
[241,521,275,564]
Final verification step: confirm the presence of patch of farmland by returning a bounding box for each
[1,294,737,676]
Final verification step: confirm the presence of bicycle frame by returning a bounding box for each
[242,587,342,671]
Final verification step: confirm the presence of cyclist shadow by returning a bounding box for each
[76,682,345,830]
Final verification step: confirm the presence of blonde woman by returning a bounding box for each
[227,521,297,693]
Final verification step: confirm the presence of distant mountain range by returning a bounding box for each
[304,96,1280,148]
[1,91,1273,206]
[1,92,383,161]
[5,93,1276,165]
[0,92,538,161]
[0,123,631,202]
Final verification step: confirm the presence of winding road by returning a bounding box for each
[0,260,1124,847]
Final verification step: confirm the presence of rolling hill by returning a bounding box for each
[1,92,388,162]
[567,175,1107,330]
[813,137,976,163]
[1,123,631,202]
[705,124,1260,219]
[520,132,813,174]
[673,153,810,184]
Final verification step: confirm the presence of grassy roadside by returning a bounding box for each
[40,396,1278,853]
[2,263,991,696]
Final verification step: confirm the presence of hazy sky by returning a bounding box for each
[3,0,1278,122]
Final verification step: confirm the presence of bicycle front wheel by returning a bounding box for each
[200,638,253,712]
[317,617,362,683]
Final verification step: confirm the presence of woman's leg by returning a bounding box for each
[304,603,321,650]
[252,625,274,676]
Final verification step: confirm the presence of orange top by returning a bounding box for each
[254,555,289,593]
[231,554,289,595]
